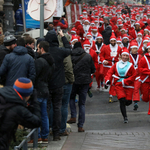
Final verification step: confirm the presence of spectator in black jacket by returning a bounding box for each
[45,30,71,141]
[25,36,35,59]
[0,38,36,86]
[35,41,54,143]
[102,17,112,45]
[67,42,95,132]
[0,77,41,150]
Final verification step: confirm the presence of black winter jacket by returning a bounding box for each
[35,53,55,98]
[0,46,36,86]
[0,87,41,150]
[102,25,112,45]
[45,30,71,90]
[71,47,95,84]
[26,46,35,59]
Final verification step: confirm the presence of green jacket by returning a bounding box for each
[58,33,74,84]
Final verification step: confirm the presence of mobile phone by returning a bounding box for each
[57,26,61,33]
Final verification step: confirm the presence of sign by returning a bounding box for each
[65,4,82,28]
[28,0,56,21]
[24,0,40,28]
[53,0,63,17]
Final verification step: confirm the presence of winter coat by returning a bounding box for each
[0,87,41,150]
[71,47,95,84]
[45,30,71,90]
[0,45,11,66]
[0,46,36,86]
[26,46,35,59]
[35,53,55,98]
[102,25,112,45]
[15,8,23,26]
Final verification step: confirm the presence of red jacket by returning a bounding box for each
[90,48,98,70]
[105,61,136,88]
[53,20,68,29]
[100,44,122,68]
[139,53,150,83]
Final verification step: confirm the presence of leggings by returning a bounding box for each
[119,98,132,118]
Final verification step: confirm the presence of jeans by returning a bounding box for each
[38,98,49,139]
[48,87,63,137]
[60,84,72,133]
[69,84,89,128]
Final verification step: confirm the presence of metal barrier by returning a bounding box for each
[14,128,38,150]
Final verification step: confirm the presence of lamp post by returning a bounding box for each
[3,0,14,34]
[40,0,44,38]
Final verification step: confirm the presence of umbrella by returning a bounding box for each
[22,29,48,39]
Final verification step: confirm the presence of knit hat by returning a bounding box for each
[13,77,33,97]
[4,35,17,46]
[121,47,129,55]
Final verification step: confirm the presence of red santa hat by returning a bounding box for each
[116,10,121,14]
[121,47,129,55]
[86,32,92,37]
[99,18,104,23]
[130,41,138,49]
[117,38,122,43]
[79,15,83,18]
[84,18,90,23]
[110,32,116,41]
[143,36,149,43]
[96,33,103,39]
[91,21,95,25]
[70,27,76,34]
[94,19,99,23]
[144,28,149,32]
[147,11,150,15]
[131,16,136,22]
[135,21,140,26]
[137,31,143,36]
[70,36,78,43]
[122,34,129,41]
[120,28,126,32]
[118,21,123,26]
[94,12,99,17]
[92,26,98,31]
[147,42,150,49]
[142,18,147,24]
[83,10,87,14]
[83,39,91,47]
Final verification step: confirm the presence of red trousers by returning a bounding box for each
[141,82,150,115]
[115,83,134,100]
[132,80,141,102]
[95,64,104,87]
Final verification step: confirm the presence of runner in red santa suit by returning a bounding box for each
[139,42,150,115]
[138,35,149,55]
[100,32,122,103]
[85,32,95,50]
[91,26,98,41]
[92,33,106,90]
[82,19,91,37]
[70,35,78,49]
[129,42,142,111]
[116,38,123,48]
[82,39,98,97]
[105,48,136,123]
[70,27,81,42]
[122,34,130,50]
[129,22,144,40]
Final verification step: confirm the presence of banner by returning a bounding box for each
[65,4,82,28]
[24,0,40,29]
[53,0,63,17]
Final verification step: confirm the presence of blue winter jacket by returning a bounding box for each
[15,8,23,25]
[0,46,36,86]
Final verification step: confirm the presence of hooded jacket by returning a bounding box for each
[35,53,55,98]
[26,46,35,59]
[0,46,36,86]
[0,86,41,150]
[45,30,71,90]
[71,46,95,84]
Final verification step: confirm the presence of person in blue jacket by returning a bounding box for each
[15,4,23,32]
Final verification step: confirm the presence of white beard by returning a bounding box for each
[136,37,142,42]
[84,47,90,53]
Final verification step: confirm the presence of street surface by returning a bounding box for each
[47,81,150,150]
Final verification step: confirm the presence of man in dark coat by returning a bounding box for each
[0,77,41,150]
[45,30,71,141]
[35,41,54,143]
[67,42,95,132]
[0,38,36,86]
[102,17,112,45]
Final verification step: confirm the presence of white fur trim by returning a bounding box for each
[147,46,150,48]
[121,52,129,55]
[122,37,129,40]
[110,38,116,41]
[83,44,90,47]
[131,46,138,49]
[71,39,78,43]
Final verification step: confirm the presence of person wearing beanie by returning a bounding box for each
[0,77,41,150]
[0,37,36,86]
[129,42,142,111]
[0,34,17,66]
[105,48,136,123]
